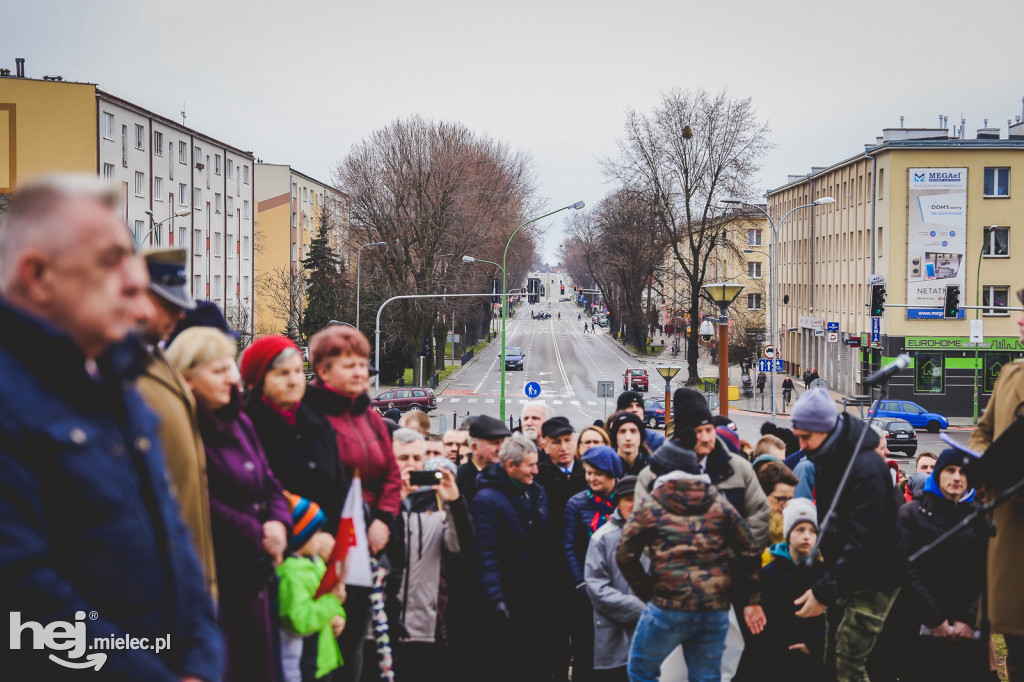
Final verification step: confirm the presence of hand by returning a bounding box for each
[788,643,811,656]
[315,531,335,560]
[435,468,460,502]
[331,615,346,637]
[367,519,390,555]
[794,589,826,618]
[494,601,511,620]
[400,471,416,498]
[929,620,952,639]
[262,520,287,565]
[332,581,347,603]
[744,605,766,634]
[951,621,975,641]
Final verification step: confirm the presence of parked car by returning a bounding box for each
[864,417,918,456]
[867,399,948,432]
[505,346,525,370]
[643,398,666,428]
[624,368,649,392]
[598,318,609,328]
[370,387,438,413]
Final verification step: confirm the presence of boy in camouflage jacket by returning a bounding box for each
[616,431,765,682]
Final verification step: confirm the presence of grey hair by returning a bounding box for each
[424,456,457,476]
[521,400,549,420]
[499,432,537,467]
[0,174,123,292]
[392,427,425,448]
[269,346,302,369]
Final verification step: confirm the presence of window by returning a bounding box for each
[214,275,221,297]
[747,229,762,246]
[179,141,187,164]
[914,352,944,394]
[178,226,185,247]
[134,124,144,150]
[194,188,202,208]
[983,226,1009,257]
[102,163,114,180]
[153,131,163,155]
[878,168,884,199]
[243,200,250,218]
[227,232,234,253]
[154,177,163,201]
[213,232,221,256]
[194,229,203,252]
[747,293,762,310]
[133,220,145,244]
[227,159,234,178]
[179,183,188,206]
[214,154,222,175]
[243,275,249,296]
[226,196,233,214]
[243,236,249,258]
[983,285,1010,316]
[215,194,222,213]
[194,275,203,298]
[227,275,234,296]
[194,146,202,163]
[121,125,128,167]
[134,171,145,197]
[243,165,250,184]
[101,112,114,139]
[747,262,762,279]
[984,167,1010,197]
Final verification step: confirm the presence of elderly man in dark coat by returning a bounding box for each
[0,175,223,680]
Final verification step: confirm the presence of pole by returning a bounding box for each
[973,234,988,424]
[718,312,729,418]
[356,247,362,331]
[665,377,673,435]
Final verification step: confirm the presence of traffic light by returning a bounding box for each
[870,284,886,316]
[943,284,961,318]
[560,284,565,295]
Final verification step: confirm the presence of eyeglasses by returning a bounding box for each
[771,494,793,505]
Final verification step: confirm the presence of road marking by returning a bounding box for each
[449,398,461,403]
[587,401,597,406]
[553,400,563,405]
[467,398,478,403]
[571,400,580,406]
[484,398,495,404]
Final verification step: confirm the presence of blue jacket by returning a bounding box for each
[0,300,223,680]
[471,463,549,617]
[646,430,666,452]
[563,488,615,587]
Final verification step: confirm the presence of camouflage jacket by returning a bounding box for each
[616,471,761,612]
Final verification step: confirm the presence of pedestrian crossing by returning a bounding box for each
[438,397,598,405]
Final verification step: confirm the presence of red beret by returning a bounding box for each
[240,336,300,391]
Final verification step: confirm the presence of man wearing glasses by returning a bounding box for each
[789,388,901,681]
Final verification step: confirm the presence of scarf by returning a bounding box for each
[261,395,297,426]
[587,489,615,534]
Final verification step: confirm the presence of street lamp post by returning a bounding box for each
[464,254,505,353]
[498,201,585,420]
[356,241,387,331]
[722,196,835,423]
[141,209,190,248]
[702,282,745,419]
[972,226,999,423]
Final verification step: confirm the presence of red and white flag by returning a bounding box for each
[315,474,372,598]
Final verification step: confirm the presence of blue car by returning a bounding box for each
[867,399,948,432]
[643,398,666,428]
[504,346,524,371]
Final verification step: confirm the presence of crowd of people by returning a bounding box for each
[2,173,1023,682]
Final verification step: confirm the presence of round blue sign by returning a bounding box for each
[525,382,541,398]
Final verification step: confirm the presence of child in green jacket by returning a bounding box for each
[278,493,347,681]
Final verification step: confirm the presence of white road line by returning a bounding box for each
[450,398,461,403]
[571,400,580,406]
[587,401,597,406]
[484,398,495,404]
[553,400,563,405]
[467,398,478,403]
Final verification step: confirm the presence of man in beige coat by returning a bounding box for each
[135,248,218,602]
[969,295,1024,679]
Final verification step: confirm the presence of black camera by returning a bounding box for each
[409,470,443,487]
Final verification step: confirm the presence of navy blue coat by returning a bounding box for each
[563,489,615,587]
[0,300,223,680]
[471,464,549,617]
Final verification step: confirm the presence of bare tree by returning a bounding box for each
[603,88,772,383]
[255,264,306,344]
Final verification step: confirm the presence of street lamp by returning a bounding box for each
[722,196,835,423]
[702,281,744,419]
[972,226,999,423]
[355,241,387,330]
[464,255,505,345]
[499,201,585,420]
[141,209,190,248]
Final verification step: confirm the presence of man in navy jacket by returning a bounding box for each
[0,176,223,680]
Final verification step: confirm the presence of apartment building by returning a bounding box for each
[254,163,348,337]
[767,114,1024,416]
[1,63,255,336]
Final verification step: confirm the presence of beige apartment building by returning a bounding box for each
[254,163,348,337]
[767,117,1024,416]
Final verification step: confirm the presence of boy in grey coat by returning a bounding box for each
[584,476,647,682]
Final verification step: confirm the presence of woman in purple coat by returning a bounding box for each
[168,327,292,682]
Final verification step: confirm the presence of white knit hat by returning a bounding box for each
[783,497,818,540]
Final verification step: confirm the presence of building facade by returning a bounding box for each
[1,67,255,337]
[767,119,1024,416]
[254,163,348,337]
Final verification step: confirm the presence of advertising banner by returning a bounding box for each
[907,168,967,319]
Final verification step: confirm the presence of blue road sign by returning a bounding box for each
[827,321,839,332]
[871,317,881,345]
[525,381,541,398]
[758,359,783,373]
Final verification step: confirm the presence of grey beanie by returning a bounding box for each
[783,497,819,540]
[791,388,838,433]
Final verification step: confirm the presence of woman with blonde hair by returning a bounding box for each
[167,326,291,682]
[576,424,611,458]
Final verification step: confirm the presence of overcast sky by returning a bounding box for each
[7,0,1023,261]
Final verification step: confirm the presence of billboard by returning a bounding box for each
[906,168,967,319]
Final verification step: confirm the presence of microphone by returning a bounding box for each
[863,354,911,386]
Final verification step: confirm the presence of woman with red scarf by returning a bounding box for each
[563,445,623,682]
[303,325,401,682]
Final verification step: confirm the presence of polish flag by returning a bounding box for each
[315,474,372,597]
